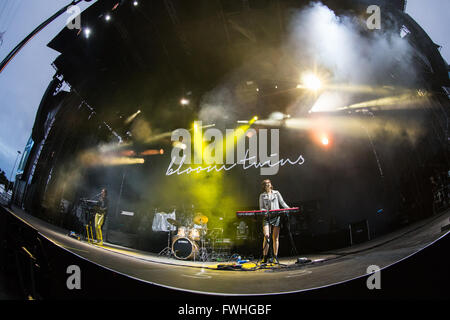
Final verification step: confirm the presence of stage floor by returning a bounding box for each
[4,205,450,296]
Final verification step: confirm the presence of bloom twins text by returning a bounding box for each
[168,123,305,176]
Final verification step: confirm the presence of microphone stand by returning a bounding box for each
[285,213,299,256]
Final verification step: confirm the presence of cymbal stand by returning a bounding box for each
[158,229,173,257]
[208,228,222,261]
[198,228,209,262]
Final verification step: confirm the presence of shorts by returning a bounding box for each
[262,214,281,227]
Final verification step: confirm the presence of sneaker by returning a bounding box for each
[261,256,268,264]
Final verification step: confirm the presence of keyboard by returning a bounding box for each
[236,207,300,218]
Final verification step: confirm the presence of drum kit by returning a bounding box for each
[159,213,228,261]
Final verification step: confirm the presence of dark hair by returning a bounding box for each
[261,179,272,192]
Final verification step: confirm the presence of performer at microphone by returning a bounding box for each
[259,179,290,264]
[94,188,108,245]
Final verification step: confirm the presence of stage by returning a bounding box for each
[2,204,449,296]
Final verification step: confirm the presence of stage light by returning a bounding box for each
[124,109,141,124]
[105,14,111,21]
[193,121,203,164]
[249,116,258,124]
[269,112,284,120]
[80,152,144,166]
[133,1,138,6]
[140,149,164,156]
[173,141,187,150]
[180,98,189,105]
[315,130,331,147]
[417,89,427,97]
[302,73,322,91]
[84,28,91,38]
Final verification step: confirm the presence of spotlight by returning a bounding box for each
[269,112,284,120]
[133,1,138,6]
[249,116,258,124]
[84,28,91,38]
[140,149,164,156]
[302,73,321,91]
[124,109,141,124]
[269,112,291,121]
[180,98,189,106]
[321,136,329,145]
[417,89,427,97]
[105,14,111,21]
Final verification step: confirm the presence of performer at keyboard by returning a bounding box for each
[94,188,108,245]
[259,179,290,264]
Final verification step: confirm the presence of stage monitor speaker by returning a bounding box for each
[107,230,138,248]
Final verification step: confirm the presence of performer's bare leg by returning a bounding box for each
[262,224,270,259]
[272,226,280,258]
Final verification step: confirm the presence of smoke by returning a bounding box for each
[288,2,416,86]
[197,2,419,124]
[198,86,234,125]
[198,78,252,128]
[284,1,421,117]
[130,118,152,143]
[280,2,429,145]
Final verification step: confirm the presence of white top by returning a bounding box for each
[259,190,290,211]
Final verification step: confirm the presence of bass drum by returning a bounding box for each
[172,237,199,260]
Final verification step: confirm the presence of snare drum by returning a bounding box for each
[172,237,199,260]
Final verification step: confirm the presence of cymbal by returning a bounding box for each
[193,215,208,225]
[167,218,181,226]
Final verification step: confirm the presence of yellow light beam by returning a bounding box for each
[337,92,429,111]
